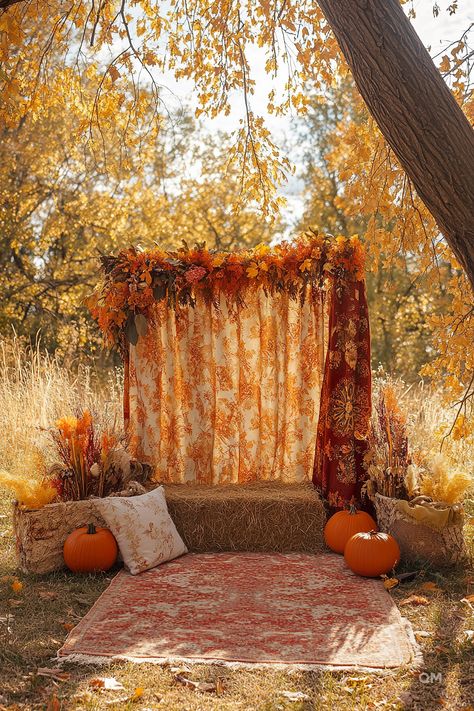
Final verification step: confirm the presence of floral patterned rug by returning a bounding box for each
[59,552,419,669]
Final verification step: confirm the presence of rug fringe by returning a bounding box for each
[56,652,418,675]
[401,617,424,669]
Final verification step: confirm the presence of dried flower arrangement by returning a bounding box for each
[0,410,151,510]
[363,381,411,500]
[363,378,472,505]
[87,232,366,348]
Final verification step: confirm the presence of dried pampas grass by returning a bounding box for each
[0,470,56,509]
[420,453,472,505]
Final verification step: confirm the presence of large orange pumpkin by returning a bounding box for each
[344,530,401,577]
[324,505,377,554]
[63,523,118,573]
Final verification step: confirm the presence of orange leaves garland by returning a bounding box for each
[88,230,366,347]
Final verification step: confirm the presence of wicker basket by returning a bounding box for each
[374,493,468,568]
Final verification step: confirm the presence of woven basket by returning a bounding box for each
[374,493,467,568]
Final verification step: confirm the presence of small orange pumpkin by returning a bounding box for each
[344,530,401,577]
[324,505,377,554]
[63,523,118,573]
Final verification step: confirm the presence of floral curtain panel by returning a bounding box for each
[312,280,372,510]
[89,233,371,508]
[126,290,326,484]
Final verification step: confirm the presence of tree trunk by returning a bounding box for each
[317,0,474,293]
[0,0,24,9]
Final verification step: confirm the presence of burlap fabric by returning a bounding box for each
[374,493,467,567]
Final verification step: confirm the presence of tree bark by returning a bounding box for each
[0,0,24,9]
[317,0,474,293]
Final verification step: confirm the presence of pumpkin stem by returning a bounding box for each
[87,523,96,535]
[348,503,358,515]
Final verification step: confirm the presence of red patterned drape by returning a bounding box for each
[313,278,372,511]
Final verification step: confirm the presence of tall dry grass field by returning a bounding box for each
[0,336,123,479]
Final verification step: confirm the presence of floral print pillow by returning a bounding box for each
[96,486,187,575]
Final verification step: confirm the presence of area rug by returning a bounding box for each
[58,552,419,670]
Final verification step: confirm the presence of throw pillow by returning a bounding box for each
[96,486,187,574]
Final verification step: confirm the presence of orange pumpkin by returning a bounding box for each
[63,523,118,573]
[344,530,401,577]
[324,505,377,554]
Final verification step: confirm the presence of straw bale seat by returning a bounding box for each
[163,480,326,553]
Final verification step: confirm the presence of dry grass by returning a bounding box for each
[0,337,474,709]
[0,336,122,476]
[0,336,472,485]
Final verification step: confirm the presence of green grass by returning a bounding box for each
[1,494,473,711]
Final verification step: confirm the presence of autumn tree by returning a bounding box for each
[0,0,472,406]
[296,78,454,379]
[0,46,278,352]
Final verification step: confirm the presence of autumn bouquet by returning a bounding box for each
[364,378,472,504]
[364,377,470,565]
[49,411,123,501]
[363,380,413,500]
[0,411,151,509]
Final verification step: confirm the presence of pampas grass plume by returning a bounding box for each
[0,470,56,509]
[420,453,472,504]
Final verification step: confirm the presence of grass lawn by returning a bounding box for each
[1,494,473,711]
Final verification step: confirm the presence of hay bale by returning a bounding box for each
[163,480,326,553]
[13,500,108,575]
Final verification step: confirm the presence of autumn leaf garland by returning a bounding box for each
[87,231,366,347]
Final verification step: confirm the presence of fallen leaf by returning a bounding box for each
[132,687,144,700]
[384,577,399,590]
[463,594,474,603]
[419,581,441,593]
[170,665,191,674]
[463,630,474,643]
[89,677,125,691]
[174,674,216,692]
[400,595,430,606]
[414,630,431,640]
[37,668,71,682]
[7,598,23,607]
[280,690,310,701]
[46,693,61,711]
[62,623,75,632]
[11,580,23,593]
[39,590,59,601]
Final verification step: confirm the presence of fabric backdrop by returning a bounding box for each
[312,280,372,510]
[126,287,327,484]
